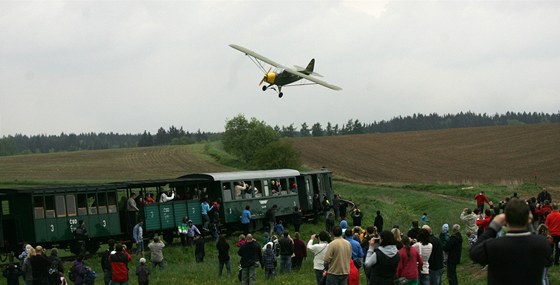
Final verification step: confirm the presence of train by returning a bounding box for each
[0,168,334,257]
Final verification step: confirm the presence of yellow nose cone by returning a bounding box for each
[265,72,276,84]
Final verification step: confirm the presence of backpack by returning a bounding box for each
[84,266,96,285]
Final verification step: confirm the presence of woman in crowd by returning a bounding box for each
[365,230,400,285]
[412,229,433,285]
[307,231,330,285]
[396,236,423,285]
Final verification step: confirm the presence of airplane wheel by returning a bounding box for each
[278,92,283,98]
[262,86,267,91]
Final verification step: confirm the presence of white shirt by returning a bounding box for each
[413,242,433,274]
[307,239,329,270]
[160,192,175,203]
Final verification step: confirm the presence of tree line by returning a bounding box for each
[0,126,218,156]
[0,111,557,156]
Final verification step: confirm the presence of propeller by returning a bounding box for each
[259,67,272,85]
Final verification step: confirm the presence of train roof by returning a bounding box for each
[0,183,121,194]
[178,169,301,182]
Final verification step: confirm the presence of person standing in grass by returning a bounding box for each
[308,231,330,285]
[147,237,165,269]
[470,199,552,285]
[365,230,400,285]
[135,258,150,285]
[323,226,352,285]
[241,205,252,236]
[412,229,432,285]
[132,220,144,257]
[396,235,423,285]
[374,211,384,233]
[238,234,262,285]
[443,224,462,285]
[262,243,277,280]
[292,232,307,271]
[109,243,132,285]
[278,231,294,274]
[194,236,205,262]
[216,236,231,278]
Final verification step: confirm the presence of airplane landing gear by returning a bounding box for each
[262,85,267,91]
[278,92,284,98]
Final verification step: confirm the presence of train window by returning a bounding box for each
[263,180,270,196]
[55,195,66,217]
[2,200,9,215]
[280,179,288,195]
[66,195,77,217]
[289,178,298,193]
[98,192,108,214]
[244,181,254,198]
[77,194,88,216]
[254,180,262,197]
[34,196,44,219]
[223,182,232,202]
[88,193,98,214]
[107,192,117,213]
[45,196,55,218]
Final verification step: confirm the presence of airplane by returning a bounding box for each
[230,44,342,98]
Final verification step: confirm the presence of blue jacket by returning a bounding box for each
[201,202,213,215]
[241,209,251,224]
[345,236,364,261]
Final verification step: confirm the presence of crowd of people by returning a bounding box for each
[4,187,556,285]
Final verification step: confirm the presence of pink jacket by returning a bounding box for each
[396,246,423,280]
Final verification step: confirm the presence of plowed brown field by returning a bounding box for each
[1,124,558,186]
[291,124,560,186]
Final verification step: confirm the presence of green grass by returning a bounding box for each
[19,182,558,285]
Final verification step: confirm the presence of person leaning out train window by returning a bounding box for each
[160,189,175,203]
[235,181,247,198]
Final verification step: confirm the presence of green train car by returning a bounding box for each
[0,168,334,255]
[0,184,122,254]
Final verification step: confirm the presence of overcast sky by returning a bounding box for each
[1,0,559,136]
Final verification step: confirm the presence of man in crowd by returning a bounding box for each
[238,234,262,285]
[470,199,552,284]
[443,224,462,285]
[323,226,352,285]
[545,203,560,265]
[30,245,51,285]
[278,231,294,274]
[109,243,132,285]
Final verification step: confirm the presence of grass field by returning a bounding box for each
[37,182,558,285]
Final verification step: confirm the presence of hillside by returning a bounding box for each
[0,144,232,182]
[291,123,560,186]
[0,124,558,186]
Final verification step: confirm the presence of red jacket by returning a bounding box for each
[109,251,132,282]
[476,216,492,231]
[545,211,560,236]
[475,193,489,205]
[396,246,423,279]
[348,260,359,285]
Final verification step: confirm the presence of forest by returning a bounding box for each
[0,111,557,156]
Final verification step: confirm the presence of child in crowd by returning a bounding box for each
[262,243,277,280]
[466,231,477,249]
[3,263,23,285]
[195,236,205,262]
[136,258,150,285]
[237,234,246,248]
[421,212,430,225]
[275,220,285,236]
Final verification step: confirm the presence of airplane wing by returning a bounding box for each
[229,44,284,68]
[283,67,342,91]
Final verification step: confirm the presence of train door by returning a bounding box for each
[297,175,314,211]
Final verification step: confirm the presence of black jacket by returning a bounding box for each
[443,232,462,265]
[470,221,552,285]
[238,241,262,268]
[279,237,294,256]
[428,235,444,270]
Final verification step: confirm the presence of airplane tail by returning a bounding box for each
[305,59,315,73]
